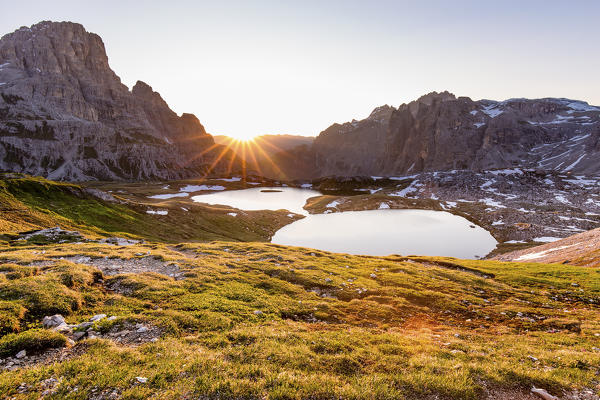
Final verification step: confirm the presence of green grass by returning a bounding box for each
[0,241,597,399]
[0,174,298,243]
[0,329,67,358]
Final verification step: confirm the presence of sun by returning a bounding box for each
[223,133,259,142]
[232,137,256,143]
[200,134,290,180]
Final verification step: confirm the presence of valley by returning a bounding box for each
[0,18,599,400]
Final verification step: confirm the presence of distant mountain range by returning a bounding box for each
[0,21,240,181]
[267,91,600,179]
[1,21,599,182]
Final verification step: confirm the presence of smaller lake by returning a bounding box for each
[192,187,497,258]
[191,187,320,215]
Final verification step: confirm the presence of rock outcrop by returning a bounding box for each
[272,91,600,179]
[0,21,239,181]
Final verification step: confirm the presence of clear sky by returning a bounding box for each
[1,0,599,139]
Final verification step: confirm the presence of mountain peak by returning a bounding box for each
[0,21,237,181]
[0,20,115,84]
[367,105,395,122]
[415,91,456,106]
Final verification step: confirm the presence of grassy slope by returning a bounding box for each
[0,241,597,399]
[0,175,297,243]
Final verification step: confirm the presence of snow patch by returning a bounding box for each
[481,104,504,118]
[480,198,506,208]
[440,201,457,210]
[515,244,575,261]
[533,236,562,243]
[564,100,600,113]
[326,200,341,208]
[554,194,570,204]
[563,154,585,172]
[390,180,422,197]
[146,210,168,215]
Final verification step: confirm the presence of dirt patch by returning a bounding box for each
[100,322,162,346]
[0,342,88,372]
[59,255,184,279]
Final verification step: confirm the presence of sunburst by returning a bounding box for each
[190,135,296,181]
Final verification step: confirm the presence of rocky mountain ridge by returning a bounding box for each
[0,21,239,181]
[272,91,600,179]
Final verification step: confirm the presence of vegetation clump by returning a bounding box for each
[0,329,67,358]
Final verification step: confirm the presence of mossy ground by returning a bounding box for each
[0,240,598,399]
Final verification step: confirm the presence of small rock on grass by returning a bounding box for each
[136,377,148,384]
[531,387,559,400]
[90,314,107,322]
[42,315,65,329]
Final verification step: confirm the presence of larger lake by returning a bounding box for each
[192,187,497,258]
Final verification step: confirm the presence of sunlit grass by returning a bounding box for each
[0,239,597,398]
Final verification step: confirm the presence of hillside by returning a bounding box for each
[0,21,240,181]
[495,227,600,266]
[270,92,600,179]
[0,174,295,243]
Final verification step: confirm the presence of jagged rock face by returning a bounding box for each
[312,105,394,177]
[0,21,238,181]
[277,91,600,179]
[382,93,600,175]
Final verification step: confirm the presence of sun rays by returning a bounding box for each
[198,135,296,181]
[180,132,306,182]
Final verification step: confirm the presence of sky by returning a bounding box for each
[1,0,599,140]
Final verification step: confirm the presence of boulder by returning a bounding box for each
[42,315,66,329]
